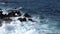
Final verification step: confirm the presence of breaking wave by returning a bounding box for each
[0,7,60,34]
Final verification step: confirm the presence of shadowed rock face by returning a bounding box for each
[18,18,26,22]
[24,13,31,18]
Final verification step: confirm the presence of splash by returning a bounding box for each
[0,8,60,34]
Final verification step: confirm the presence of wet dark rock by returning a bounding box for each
[28,19,34,22]
[24,13,31,18]
[18,18,26,22]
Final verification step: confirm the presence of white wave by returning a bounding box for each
[0,9,60,34]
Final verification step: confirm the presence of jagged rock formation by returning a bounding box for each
[0,8,35,27]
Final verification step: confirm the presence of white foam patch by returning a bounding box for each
[25,29,38,34]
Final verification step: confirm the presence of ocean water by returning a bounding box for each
[0,0,60,34]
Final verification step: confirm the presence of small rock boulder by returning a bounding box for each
[24,13,31,18]
[18,18,26,22]
[7,11,16,17]
[28,19,34,22]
